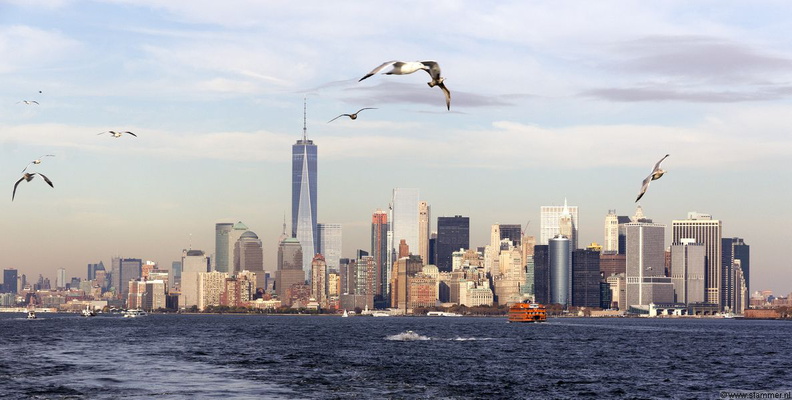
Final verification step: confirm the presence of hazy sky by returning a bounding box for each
[2,1,791,294]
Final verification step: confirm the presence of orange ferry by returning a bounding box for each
[508,303,547,323]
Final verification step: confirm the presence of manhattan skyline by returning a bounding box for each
[1,2,791,294]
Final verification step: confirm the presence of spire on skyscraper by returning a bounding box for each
[303,96,307,142]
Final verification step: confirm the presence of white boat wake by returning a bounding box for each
[385,331,431,341]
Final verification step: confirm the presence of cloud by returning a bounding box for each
[581,86,792,103]
[343,81,516,109]
[0,25,82,73]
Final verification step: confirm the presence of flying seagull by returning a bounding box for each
[98,131,137,138]
[359,60,451,110]
[328,108,378,123]
[22,154,55,173]
[635,154,670,202]
[12,172,54,201]
[17,100,39,105]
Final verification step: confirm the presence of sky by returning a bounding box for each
[1,1,791,294]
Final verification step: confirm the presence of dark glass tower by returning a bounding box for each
[721,237,750,310]
[499,224,522,247]
[572,249,601,308]
[3,268,18,294]
[292,100,318,275]
[533,245,549,304]
[435,215,470,272]
[371,211,388,300]
[87,261,105,281]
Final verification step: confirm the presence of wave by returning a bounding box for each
[448,337,494,341]
[385,331,430,341]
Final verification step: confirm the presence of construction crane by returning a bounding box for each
[521,220,531,236]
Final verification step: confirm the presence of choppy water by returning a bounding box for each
[1,313,790,399]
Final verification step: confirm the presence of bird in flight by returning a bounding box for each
[635,154,670,202]
[12,172,54,201]
[22,154,55,173]
[328,108,378,123]
[17,100,39,105]
[98,131,137,138]
[359,60,451,110]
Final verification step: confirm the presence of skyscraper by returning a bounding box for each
[311,254,327,307]
[371,210,388,300]
[572,248,601,308]
[625,221,674,309]
[234,230,264,287]
[418,201,431,264]
[3,269,18,294]
[540,200,579,249]
[318,223,342,273]
[276,237,305,306]
[391,188,419,257]
[118,259,142,301]
[180,249,209,309]
[722,237,750,312]
[604,210,619,253]
[671,239,705,304]
[56,268,67,289]
[499,224,522,247]
[292,101,318,276]
[549,235,571,306]
[435,215,470,272]
[87,261,105,281]
[672,212,722,306]
[215,222,232,273]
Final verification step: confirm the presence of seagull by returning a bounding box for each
[22,154,55,173]
[98,131,137,138]
[17,100,39,105]
[359,60,451,110]
[12,172,54,201]
[328,108,377,123]
[635,154,670,202]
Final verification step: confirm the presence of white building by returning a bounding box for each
[540,199,579,249]
[391,188,420,256]
[672,212,722,306]
[198,271,228,311]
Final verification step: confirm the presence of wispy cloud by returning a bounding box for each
[0,25,82,74]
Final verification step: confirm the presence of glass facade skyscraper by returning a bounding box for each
[293,135,318,277]
[435,215,470,272]
[391,188,419,257]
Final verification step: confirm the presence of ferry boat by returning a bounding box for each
[123,309,147,318]
[508,303,547,323]
[27,310,37,319]
[426,311,462,317]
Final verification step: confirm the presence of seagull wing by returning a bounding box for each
[635,175,652,202]
[328,114,351,123]
[125,131,137,137]
[37,173,54,188]
[12,177,24,201]
[32,101,39,105]
[420,61,442,81]
[21,162,33,173]
[355,108,377,114]
[437,81,451,110]
[98,131,107,135]
[653,154,670,172]
[359,60,398,82]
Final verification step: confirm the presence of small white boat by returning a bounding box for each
[342,309,349,318]
[123,309,147,318]
[27,310,36,319]
[427,311,462,317]
[372,312,390,317]
[82,306,96,317]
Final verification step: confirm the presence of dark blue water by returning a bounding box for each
[1,313,790,399]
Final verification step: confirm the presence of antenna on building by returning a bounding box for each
[189,233,192,250]
[303,96,307,142]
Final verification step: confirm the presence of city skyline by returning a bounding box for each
[2,2,792,294]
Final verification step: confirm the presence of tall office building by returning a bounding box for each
[572,249,601,308]
[87,262,105,281]
[171,261,182,286]
[548,236,571,306]
[179,250,209,309]
[3,269,18,294]
[318,223,342,273]
[533,245,550,304]
[435,215,470,272]
[670,239,705,304]
[371,210,389,300]
[722,238,750,312]
[540,200,579,249]
[418,201,431,264]
[672,212,722,307]
[311,254,327,307]
[56,268,67,289]
[215,221,248,273]
[292,102,318,276]
[391,188,419,259]
[499,224,522,247]
[234,230,264,286]
[604,210,619,253]
[625,221,673,308]
[276,237,305,306]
